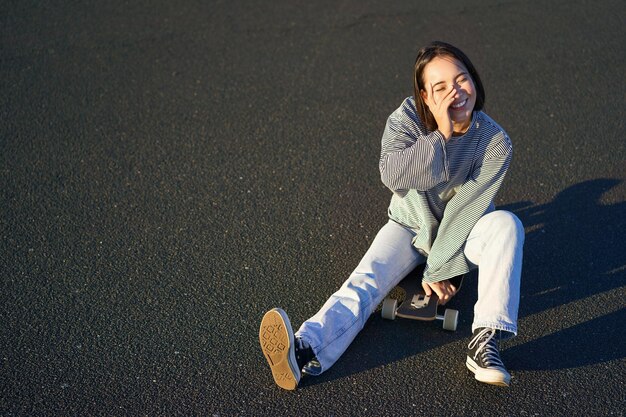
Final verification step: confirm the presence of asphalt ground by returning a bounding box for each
[1,0,625,415]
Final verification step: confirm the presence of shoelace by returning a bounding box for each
[468,328,505,367]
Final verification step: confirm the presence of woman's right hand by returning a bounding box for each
[425,84,456,140]
[422,279,459,305]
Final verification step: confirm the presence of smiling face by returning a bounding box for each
[419,55,477,134]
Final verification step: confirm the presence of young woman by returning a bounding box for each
[259,41,524,389]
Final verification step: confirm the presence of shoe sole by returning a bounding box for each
[466,356,511,387]
[259,308,300,390]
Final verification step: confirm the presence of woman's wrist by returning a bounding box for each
[436,128,452,141]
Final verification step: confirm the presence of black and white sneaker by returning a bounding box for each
[259,308,314,390]
[466,327,511,387]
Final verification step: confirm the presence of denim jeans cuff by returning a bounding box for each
[472,322,517,340]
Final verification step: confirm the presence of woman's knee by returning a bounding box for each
[490,210,525,243]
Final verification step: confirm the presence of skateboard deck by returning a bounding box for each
[381,264,464,330]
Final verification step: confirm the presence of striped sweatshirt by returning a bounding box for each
[379,97,512,283]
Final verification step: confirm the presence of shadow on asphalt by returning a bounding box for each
[300,178,625,386]
[502,178,624,315]
[506,309,625,371]
[502,178,625,370]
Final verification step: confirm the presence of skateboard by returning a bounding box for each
[381,264,464,331]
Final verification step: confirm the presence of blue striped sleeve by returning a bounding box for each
[379,114,450,193]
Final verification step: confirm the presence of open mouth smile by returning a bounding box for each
[451,99,467,110]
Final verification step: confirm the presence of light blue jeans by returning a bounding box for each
[296,210,524,375]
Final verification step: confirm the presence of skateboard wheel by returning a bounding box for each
[381,298,397,320]
[442,309,459,331]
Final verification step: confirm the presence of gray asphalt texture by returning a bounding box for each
[2,0,625,416]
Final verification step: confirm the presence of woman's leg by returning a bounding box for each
[297,220,425,375]
[464,210,524,336]
[463,210,524,387]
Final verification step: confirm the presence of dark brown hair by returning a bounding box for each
[413,41,485,132]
